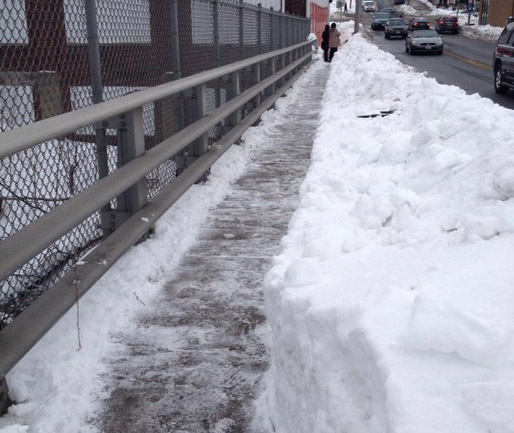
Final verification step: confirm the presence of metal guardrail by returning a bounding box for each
[0,40,313,380]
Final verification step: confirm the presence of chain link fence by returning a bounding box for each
[0,0,310,329]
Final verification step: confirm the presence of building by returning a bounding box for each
[284,0,330,42]
[480,0,514,26]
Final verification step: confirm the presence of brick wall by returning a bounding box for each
[286,0,307,15]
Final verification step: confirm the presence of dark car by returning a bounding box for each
[394,0,405,4]
[435,16,459,34]
[384,18,408,39]
[381,7,400,17]
[371,12,391,30]
[408,17,430,31]
[405,29,443,54]
[492,22,514,94]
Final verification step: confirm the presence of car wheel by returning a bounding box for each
[495,65,509,94]
[405,44,409,53]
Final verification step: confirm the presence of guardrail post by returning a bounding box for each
[113,107,148,231]
[192,84,209,158]
[0,377,11,416]
[265,57,276,97]
[254,62,262,108]
[258,3,262,55]
[226,71,241,128]
[239,0,244,59]
[279,53,286,87]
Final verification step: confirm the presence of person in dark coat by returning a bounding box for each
[321,24,330,62]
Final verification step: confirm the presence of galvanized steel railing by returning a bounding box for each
[0,40,313,380]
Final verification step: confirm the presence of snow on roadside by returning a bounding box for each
[0,57,321,432]
[259,26,514,433]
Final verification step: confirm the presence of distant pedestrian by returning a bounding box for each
[344,2,348,14]
[321,24,330,62]
[328,23,341,63]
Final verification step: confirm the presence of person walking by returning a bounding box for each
[328,23,341,63]
[344,2,348,14]
[321,24,330,62]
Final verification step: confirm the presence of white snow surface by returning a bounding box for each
[3,22,514,433]
[258,23,514,433]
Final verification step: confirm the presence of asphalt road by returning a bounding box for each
[349,1,514,110]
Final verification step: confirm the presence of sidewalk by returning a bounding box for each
[94,64,330,432]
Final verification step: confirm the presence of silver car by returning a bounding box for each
[405,29,443,55]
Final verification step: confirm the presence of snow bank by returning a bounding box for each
[260,29,514,433]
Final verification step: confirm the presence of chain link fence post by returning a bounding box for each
[213,0,221,67]
[239,0,245,59]
[269,8,274,51]
[85,0,111,238]
[258,3,262,55]
[279,12,283,49]
[170,0,182,79]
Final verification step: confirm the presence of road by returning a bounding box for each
[347,0,514,110]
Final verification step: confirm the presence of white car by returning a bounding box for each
[363,1,375,12]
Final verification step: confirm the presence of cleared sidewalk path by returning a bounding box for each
[97,64,329,432]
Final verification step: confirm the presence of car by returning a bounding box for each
[435,16,459,34]
[384,18,408,39]
[394,0,405,4]
[405,29,444,54]
[408,17,430,31]
[362,0,375,12]
[492,22,514,94]
[381,7,400,17]
[371,12,390,30]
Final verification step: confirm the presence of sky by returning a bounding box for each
[2,19,514,433]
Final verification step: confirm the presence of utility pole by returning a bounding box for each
[354,0,362,33]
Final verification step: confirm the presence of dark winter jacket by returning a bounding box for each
[321,28,330,50]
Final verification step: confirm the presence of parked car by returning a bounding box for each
[492,22,514,94]
[405,29,443,54]
[435,16,459,34]
[371,12,391,30]
[394,0,405,4]
[384,18,408,38]
[408,17,430,31]
[362,0,375,12]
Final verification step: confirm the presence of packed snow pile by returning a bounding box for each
[259,26,514,433]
